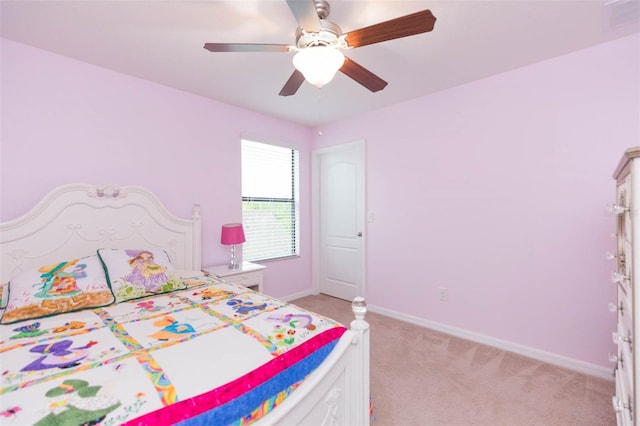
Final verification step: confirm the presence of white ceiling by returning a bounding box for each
[1,0,638,126]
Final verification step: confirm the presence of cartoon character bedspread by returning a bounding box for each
[0,277,347,425]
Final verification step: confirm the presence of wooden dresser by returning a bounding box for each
[612,147,640,425]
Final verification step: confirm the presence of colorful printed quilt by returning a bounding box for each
[0,277,346,425]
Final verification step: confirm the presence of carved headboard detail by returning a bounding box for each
[1,184,201,283]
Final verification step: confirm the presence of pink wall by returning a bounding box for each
[0,38,314,299]
[2,34,638,368]
[312,34,640,367]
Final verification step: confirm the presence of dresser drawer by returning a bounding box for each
[615,318,634,359]
[618,283,633,343]
[614,369,634,426]
[618,334,634,399]
[617,177,632,267]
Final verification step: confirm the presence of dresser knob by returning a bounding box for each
[607,251,627,268]
[610,204,629,216]
[612,271,629,284]
[610,302,624,314]
[613,396,629,413]
[613,331,633,347]
[613,396,622,413]
[609,352,619,363]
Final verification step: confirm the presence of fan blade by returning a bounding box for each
[345,9,436,48]
[340,57,388,92]
[279,69,306,96]
[286,0,321,32]
[203,43,291,53]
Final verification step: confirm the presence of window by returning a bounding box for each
[241,139,299,262]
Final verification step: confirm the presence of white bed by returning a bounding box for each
[0,183,370,425]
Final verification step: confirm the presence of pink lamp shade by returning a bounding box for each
[220,223,246,245]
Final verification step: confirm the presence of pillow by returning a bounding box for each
[0,255,114,324]
[97,248,186,303]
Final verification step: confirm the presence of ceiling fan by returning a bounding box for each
[203,0,437,96]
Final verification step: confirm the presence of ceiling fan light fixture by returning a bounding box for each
[292,46,345,88]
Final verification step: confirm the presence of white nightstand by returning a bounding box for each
[202,261,266,293]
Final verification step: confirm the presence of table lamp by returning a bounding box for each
[220,223,246,269]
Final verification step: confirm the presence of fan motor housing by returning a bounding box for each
[295,20,343,49]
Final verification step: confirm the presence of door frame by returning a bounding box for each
[311,140,366,297]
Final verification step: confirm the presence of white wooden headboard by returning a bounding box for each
[0,184,201,283]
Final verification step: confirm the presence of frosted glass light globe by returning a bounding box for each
[293,46,345,88]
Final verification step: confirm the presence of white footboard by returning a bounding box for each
[257,297,370,425]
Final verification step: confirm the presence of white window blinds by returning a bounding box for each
[241,139,299,262]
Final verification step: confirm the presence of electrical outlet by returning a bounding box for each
[438,286,448,302]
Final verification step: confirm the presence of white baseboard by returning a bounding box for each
[367,303,613,381]
[280,289,314,302]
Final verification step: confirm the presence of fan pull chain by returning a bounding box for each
[317,88,323,135]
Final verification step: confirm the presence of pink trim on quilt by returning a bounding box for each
[123,326,347,426]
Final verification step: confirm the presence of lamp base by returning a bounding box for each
[228,244,240,269]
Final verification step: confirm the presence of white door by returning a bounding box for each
[313,140,365,301]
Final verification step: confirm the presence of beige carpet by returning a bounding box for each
[293,294,615,426]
